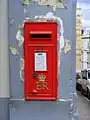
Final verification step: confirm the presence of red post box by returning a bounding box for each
[24,22,58,100]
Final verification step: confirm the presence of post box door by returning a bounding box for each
[25,45,57,100]
[24,22,57,100]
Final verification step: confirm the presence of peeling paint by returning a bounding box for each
[64,40,72,54]
[56,0,67,9]
[20,58,24,82]
[22,17,31,27]
[9,46,19,55]
[17,24,22,30]
[56,1,64,8]
[35,0,67,9]
[22,0,31,6]
[9,23,23,56]
[16,30,24,48]
[57,99,72,102]
[37,0,48,5]
[20,69,24,82]
[9,17,15,25]
[20,58,24,70]
[59,36,65,52]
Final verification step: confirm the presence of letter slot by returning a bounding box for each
[29,31,52,39]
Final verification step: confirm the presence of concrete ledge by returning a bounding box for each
[0,98,9,120]
[9,100,70,120]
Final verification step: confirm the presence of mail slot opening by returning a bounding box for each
[30,32,51,39]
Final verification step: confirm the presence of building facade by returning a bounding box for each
[76,8,82,72]
[82,35,90,70]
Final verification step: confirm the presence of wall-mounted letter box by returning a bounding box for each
[24,22,58,100]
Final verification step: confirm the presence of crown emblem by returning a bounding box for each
[38,74,46,82]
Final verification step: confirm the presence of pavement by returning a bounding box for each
[77,91,90,120]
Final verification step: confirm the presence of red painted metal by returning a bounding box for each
[24,22,58,100]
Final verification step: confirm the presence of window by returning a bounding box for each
[81,70,87,80]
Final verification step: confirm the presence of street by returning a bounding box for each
[77,92,90,120]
